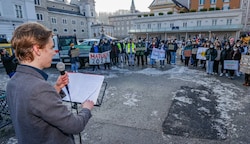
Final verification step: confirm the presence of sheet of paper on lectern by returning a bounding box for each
[62,73,104,104]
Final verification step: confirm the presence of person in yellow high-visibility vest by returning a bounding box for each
[126,39,136,66]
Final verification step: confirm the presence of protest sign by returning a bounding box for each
[71,48,80,57]
[150,48,165,60]
[240,55,250,74]
[224,60,239,70]
[89,51,110,65]
[196,47,208,60]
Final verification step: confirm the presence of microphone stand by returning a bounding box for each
[64,82,82,144]
[72,102,82,144]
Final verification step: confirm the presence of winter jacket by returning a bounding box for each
[205,48,217,61]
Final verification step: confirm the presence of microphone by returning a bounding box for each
[56,62,70,95]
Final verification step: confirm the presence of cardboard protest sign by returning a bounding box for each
[89,51,110,65]
[240,55,250,74]
[71,48,80,57]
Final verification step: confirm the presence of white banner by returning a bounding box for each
[196,47,208,60]
[89,51,110,65]
[224,60,239,70]
[150,48,165,60]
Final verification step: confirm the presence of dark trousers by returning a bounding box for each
[213,60,220,73]
[166,51,171,64]
[104,63,110,69]
[144,52,148,65]
[245,74,250,84]
[136,55,144,66]
[191,54,197,67]
[185,57,190,66]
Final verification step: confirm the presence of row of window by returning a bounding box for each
[53,28,85,33]
[199,0,230,5]
[36,14,85,25]
[135,19,233,29]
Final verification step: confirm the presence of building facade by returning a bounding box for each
[130,9,243,41]
[0,0,97,41]
[35,0,96,39]
[109,0,250,41]
[0,0,36,41]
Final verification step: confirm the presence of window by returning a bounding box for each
[72,20,76,25]
[51,17,57,24]
[82,29,84,32]
[81,21,84,25]
[197,20,201,26]
[64,29,68,32]
[222,4,230,10]
[170,23,174,28]
[183,22,187,27]
[147,24,151,29]
[210,0,216,4]
[34,0,40,5]
[15,5,23,18]
[212,19,217,26]
[73,29,76,32]
[53,29,57,32]
[157,23,161,29]
[137,24,140,29]
[62,19,67,24]
[91,12,93,17]
[227,19,232,25]
[223,0,230,2]
[36,13,43,21]
[199,0,205,5]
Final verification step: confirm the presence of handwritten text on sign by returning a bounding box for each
[224,60,239,70]
[150,48,166,60]
[89,51,110,65]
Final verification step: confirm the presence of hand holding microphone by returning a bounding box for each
[56,62,94,110]
[56,62,69,94]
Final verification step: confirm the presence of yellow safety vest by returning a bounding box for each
[127,43,135,53]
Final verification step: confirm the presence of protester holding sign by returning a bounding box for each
[220,41,232,77]
[90,41,101,71]
[159,40,166,68]
[184,40,192,67]
[148,38,158,67]
[100,39,111,70]
[168,39,178,65]
[240,54,250,86]
[68,43,79,73]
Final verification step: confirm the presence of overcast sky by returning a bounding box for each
[95,0,152,13]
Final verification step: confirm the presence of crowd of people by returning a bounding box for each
[88,35,250,86]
